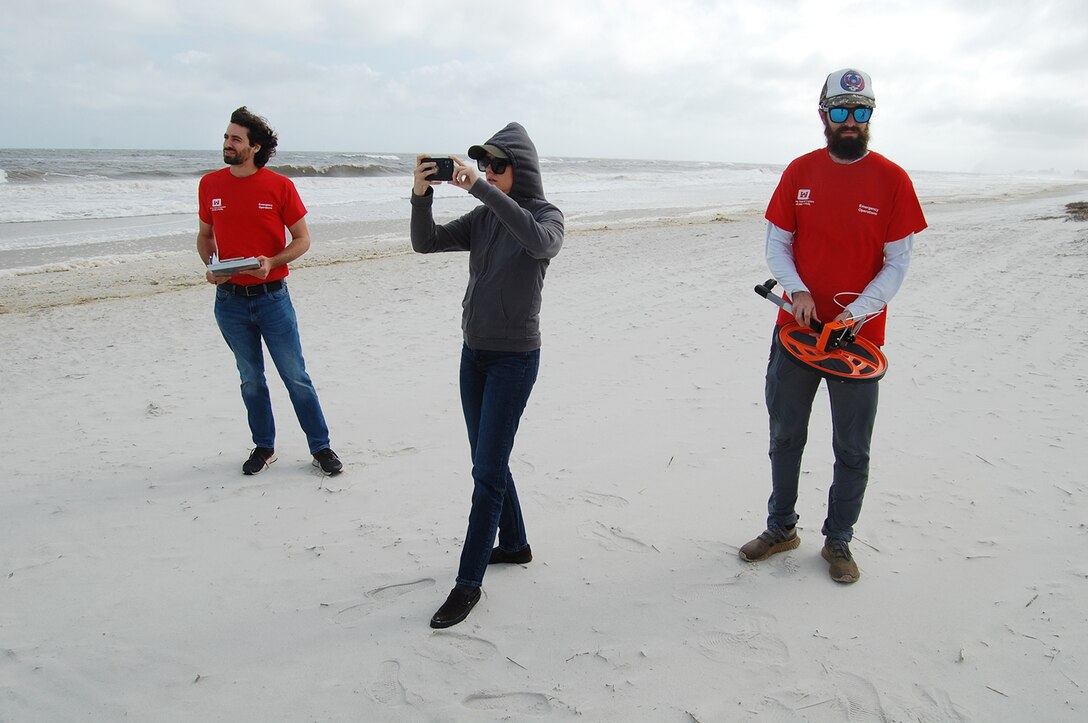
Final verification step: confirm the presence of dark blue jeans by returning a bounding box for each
[765,334,879,542]
[456,345,540,588]
[214,283,331,454]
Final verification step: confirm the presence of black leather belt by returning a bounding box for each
[221,280,284,297]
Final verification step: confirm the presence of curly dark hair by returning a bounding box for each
[229,106,278,168]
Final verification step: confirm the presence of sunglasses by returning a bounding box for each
[476,156,511,174]
[824,106,873,124]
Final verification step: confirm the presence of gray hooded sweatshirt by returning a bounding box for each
[411,122,564,352]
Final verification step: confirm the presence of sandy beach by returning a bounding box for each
[2,184,1087,721]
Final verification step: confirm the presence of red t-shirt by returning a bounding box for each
[765,149,927,345]
[198,167,307,284]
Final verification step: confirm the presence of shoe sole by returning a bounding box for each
[821,546,860,583]
[243,453,278,475]
[739,534,800,562]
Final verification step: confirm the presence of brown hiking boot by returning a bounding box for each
[739,526,799,562]
[821,538,860,583]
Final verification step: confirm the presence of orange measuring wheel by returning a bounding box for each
[776,321,887,383]
[755,278,888,384]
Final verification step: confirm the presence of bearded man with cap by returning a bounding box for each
[738,69,927,583]
[411,123,564,627]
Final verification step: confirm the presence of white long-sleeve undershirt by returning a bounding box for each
[765,221,913,320]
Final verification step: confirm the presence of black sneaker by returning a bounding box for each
[312,447,343,476]
[489,545,532,565]
[242,447,277,475]
[430,585,482,629]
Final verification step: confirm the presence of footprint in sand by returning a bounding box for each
[697,628,789,663]
[757,665,963,721]
[463,692,552,716]
[527,487,630,513]
[366,578,435,601]
[578,491,630,508]
[438,632,498,661]
[332,601,373,626]
[578,521,653,553]
[751,696,808,723]
[769,552,802,578]
[825,670,889,722]
[694,608,788,664]
[915,686,968,722]
[511,456,536,475]
[334,578,435,626]
[373,445,421,459]
[417,631,498,664]
[672,578,745,604]
[367,659,407,706]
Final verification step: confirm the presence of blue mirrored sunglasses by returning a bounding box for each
[476,156,511,174]
[825,106,873,124]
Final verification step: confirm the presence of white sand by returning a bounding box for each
[2,188,1087,721]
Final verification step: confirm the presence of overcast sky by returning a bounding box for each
[3,0,1086,174]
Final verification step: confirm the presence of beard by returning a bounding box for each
[222,148,249,165]
[824,123,870,161]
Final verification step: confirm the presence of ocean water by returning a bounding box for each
[1,148,1084,272]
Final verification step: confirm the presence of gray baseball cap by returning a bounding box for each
[820,68,876,108]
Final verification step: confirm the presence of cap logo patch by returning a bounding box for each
[840,71,866,94]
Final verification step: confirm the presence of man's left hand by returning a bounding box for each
[242,256,272,280]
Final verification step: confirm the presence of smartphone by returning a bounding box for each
[423,157,455,182]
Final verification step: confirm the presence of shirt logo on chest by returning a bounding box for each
[258,203,274,210]
[211,198,224,211]
[795,189,814,206]
[858,204,880,216]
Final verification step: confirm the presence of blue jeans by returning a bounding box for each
[764,334,879,542]
[456,345,540,588]
[214,283,331,454]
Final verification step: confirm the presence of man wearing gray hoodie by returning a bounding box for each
[411,123,564,628]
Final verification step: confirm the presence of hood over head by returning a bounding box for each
[467,122,546,203]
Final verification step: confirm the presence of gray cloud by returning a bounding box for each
[2,0,1086,173]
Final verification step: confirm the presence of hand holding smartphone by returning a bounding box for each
[422,157,455,182]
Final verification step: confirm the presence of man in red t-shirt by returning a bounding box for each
[196,107,342,477]
[739,69,927,583]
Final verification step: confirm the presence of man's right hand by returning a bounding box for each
[790,290,819,328]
